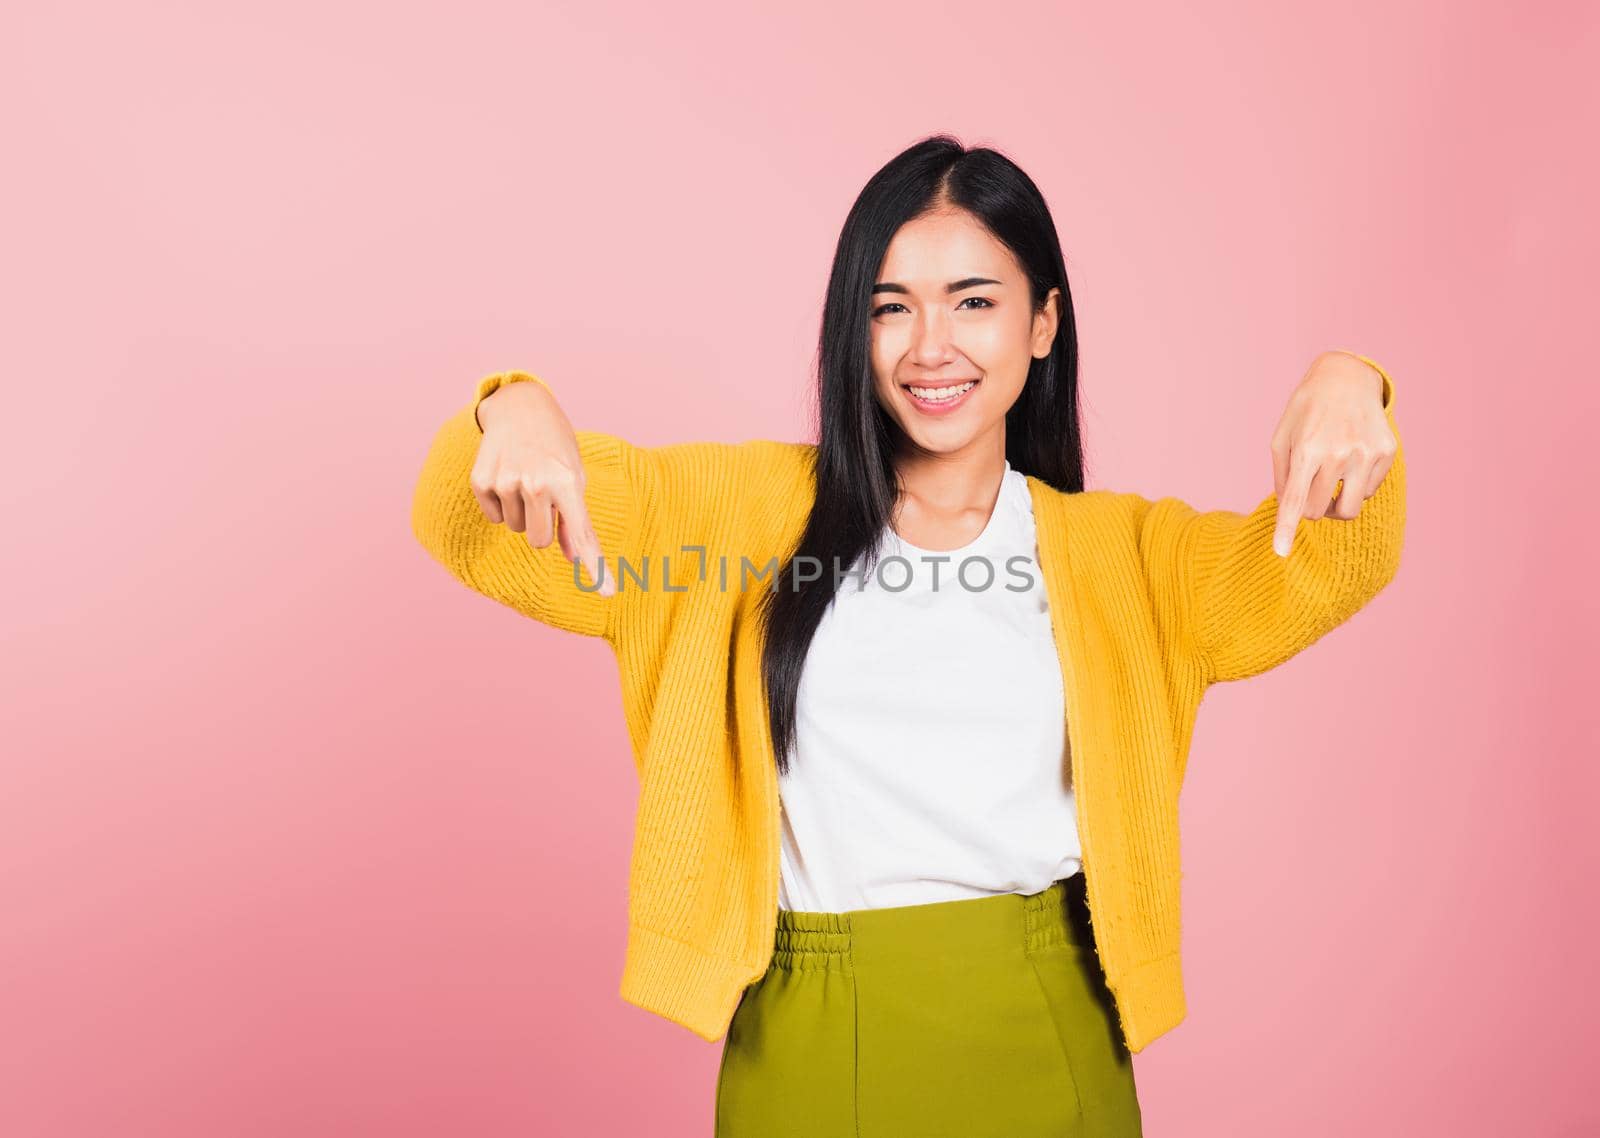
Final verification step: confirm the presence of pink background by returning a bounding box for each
[4,2,1596,1134]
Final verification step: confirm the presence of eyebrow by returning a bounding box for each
[870,276,1004,296]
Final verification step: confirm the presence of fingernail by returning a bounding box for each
[1274,533,1290,557]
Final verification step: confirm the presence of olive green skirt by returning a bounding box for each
[715,873,1142,1137]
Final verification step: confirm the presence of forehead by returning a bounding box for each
[877,210,1015,285]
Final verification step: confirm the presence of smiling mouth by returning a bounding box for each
[902,379,980,405]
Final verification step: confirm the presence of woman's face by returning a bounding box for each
[869,208,1059,461]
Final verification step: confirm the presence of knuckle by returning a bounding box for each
[495,471,526,497]
[526,458,579,493]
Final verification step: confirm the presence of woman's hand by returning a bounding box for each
[1270,351,1399,558]
[470,381,617,596]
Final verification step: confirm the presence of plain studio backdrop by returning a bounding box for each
[3,2,1596,1135]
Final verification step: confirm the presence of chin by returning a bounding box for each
[894,425,982,457]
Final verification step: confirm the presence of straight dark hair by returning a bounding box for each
[758,133,1085,778]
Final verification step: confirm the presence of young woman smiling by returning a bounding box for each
[411,134,1405,1136]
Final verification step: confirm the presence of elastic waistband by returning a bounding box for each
[771,874,1093,972]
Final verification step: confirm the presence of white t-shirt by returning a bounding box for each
[777,459,1084,913]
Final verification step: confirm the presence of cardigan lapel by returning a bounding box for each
[1023,475,1110,964]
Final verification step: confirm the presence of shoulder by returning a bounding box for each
[750,438,817,473]
[732,441,815,550]
[1022,474,1153,531]
[739,439,817,497]
[1024,479,1186,582]
[624,437,812,496]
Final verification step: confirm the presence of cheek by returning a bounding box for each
[869,329,900,386]
[969,314,1032,361]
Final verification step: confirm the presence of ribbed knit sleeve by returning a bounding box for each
[1138,355,1407,684]
[409,371,752,644]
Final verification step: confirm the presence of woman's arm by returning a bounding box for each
[410,371,752,643]
[1139,352,1407,684]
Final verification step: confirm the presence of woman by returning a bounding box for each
[411,134,1405,1136]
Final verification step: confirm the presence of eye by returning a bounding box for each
[871,297,995,317]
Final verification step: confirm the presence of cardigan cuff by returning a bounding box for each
[473,370,552,432]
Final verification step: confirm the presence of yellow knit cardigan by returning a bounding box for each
[410,356,1405,1052]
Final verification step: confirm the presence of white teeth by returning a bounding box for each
[906,380,977,402]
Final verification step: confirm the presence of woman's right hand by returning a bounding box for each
[469,381,617,597]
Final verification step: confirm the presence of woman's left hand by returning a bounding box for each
[1270,351,1399,558]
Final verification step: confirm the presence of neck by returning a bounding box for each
[889,432,1009,548]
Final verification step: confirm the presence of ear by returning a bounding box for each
[1032,287,1061,358]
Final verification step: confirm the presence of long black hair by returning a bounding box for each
[758,133,1085,777]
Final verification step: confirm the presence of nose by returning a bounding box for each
[909,307,958,366]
